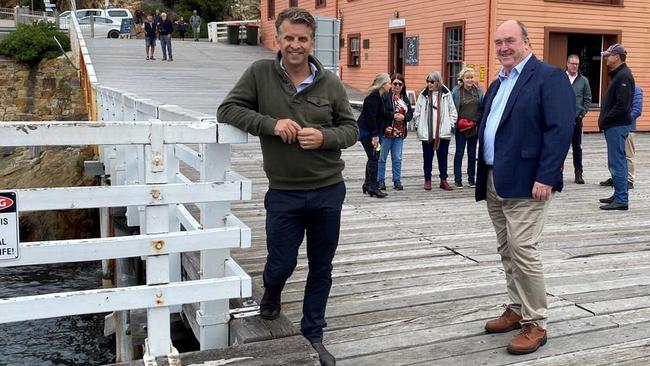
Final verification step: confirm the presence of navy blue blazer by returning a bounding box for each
[475,55,575,201]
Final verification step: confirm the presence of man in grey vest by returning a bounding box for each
[566,54,592,184]
[189,10,201,41]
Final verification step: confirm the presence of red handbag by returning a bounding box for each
[458,118,477,132]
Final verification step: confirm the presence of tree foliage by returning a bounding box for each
[0,21,71,65]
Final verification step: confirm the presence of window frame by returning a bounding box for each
[347,33,361,67]
[442,21,465,89]
[289,0,298,7]
[267,0,275,20]
[315,0,327,8]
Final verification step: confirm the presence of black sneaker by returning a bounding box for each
[599,195,614,204]
[628,181,634,189]
[378,181,386,190]
[468,181,476,188]
[599,178,613,186]
[393,181,403,190]
[259,289,281,320]
[454,181,464,189]
[311,342,336,366]
[600,202,628,210]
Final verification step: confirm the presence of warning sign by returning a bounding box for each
[0,191,19,260]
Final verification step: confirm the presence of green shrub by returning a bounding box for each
[0,21,71,65]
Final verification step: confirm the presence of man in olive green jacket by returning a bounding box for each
[217,7,357,366]
[566,54,592,184]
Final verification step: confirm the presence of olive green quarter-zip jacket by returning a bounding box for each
[217,52,359,190]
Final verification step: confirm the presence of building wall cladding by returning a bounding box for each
[260,0,648,132]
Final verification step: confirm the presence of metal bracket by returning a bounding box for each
[195,309,229,326]
[84,160,105,177]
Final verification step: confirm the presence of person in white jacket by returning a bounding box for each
[413,70,458,191]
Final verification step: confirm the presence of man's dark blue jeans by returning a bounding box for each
[262,181,346,343]
[604,125,630,204]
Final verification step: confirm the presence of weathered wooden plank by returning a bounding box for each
[109,335,318,366]
[510,338,650,366]
[333,309,617,363]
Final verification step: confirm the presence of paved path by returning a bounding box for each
[87,38,650,365]
[86,38,366,116]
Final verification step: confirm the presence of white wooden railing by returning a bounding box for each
[0,3,254,364]
[0,119,252,360]
[207,19,260,43]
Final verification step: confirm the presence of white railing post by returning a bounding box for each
[197,142,232,349]
[143,119,173,357]
[167,145,182,290]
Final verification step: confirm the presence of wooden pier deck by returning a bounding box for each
[228,133,650,366]
[86,38,650,365]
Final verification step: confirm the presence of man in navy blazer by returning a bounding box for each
[476,20,574,355]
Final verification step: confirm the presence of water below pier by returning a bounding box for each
[0,262,115,365]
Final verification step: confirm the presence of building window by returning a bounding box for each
[267,0,275,20]
[316,0,326,8]
[443,22,464,89]
[347,33,360,67]
[290,0,298,7]
[545,0,622,5]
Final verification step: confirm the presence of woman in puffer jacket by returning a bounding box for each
[413,70,458,191]
[357,73,393,198]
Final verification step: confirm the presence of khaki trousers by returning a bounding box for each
[486,170,551,329]
[625,132,635,183]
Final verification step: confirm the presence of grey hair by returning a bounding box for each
[275,7,317,38]
[368,73,391,95]
[516,20,529,40]
[427,70,443,85]
[567,54,580,61]
[456,67,475,85]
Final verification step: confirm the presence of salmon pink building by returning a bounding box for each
[259,0,648,132]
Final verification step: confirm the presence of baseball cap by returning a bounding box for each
[601,44,627,56]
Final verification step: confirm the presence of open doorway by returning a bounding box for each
[545,29,620,106]
[389,29,404,76]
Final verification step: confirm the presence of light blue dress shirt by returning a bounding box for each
[280,59,318,93]
[483,53,533,165]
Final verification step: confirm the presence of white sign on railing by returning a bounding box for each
[0,191,19,260]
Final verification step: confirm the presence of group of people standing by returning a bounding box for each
[358,66,484,197]
[358,52,643,204]
[218,6,643,364]
[141,9,203,61]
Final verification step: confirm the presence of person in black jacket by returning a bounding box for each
[142,15,157,60]
[158,12,174,61]
[598,44,635,210]
[357,73,392,198]
[378,73,413,191]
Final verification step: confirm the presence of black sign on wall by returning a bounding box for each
[405,36,419,66]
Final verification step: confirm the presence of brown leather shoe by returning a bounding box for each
[484,307,522,333]
[507,323,547,355]
[439,180,454,191]
[424,180,432,191]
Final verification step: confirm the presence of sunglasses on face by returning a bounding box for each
[392,82,403,86]
[426,80,436,84]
